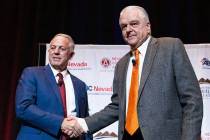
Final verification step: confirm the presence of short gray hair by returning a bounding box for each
[51,33,75,50]
[120,5,150,23]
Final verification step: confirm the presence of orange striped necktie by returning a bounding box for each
[125,49,140,135]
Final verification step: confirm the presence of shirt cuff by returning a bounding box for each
[77,118,89,133]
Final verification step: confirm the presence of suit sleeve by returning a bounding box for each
[84,63,120,134]
[15,68,63,136]
[173,39,203,140]
[76,80,93,140]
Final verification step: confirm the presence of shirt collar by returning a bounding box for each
[49,64,68,78]
[137,35,151,56]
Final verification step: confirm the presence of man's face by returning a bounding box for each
[48,36,74,71]
[119,8,150,49]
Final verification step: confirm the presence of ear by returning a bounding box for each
[146,22,151,33]
[69,52,75,59]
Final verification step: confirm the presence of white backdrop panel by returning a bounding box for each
[45,44,210,140]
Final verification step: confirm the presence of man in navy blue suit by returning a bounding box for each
[15,33,92,140]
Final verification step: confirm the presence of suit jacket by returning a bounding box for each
[85,37,203,140]
[16,64,92,140]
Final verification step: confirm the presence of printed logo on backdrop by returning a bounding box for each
[202,133,210,140]
[94,131,117,139]
[99,56,121,72]
[101,58,111,68]
[199,78,210,99]
[87,85,113,95]
[68,61,91,70]
[201,58,210,69]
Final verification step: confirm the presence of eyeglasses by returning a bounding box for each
[49,45,70,52]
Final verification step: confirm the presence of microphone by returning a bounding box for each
[132,59,136,66]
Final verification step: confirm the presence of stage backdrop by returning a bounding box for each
[45,44,210,140]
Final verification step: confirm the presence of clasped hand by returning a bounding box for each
[61,116,84,138]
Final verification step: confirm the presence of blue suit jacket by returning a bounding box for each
[15,65,92,140]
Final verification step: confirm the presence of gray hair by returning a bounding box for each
[120,5,150,23]
[51,33,75,50]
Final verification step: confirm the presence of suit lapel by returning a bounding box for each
[43,65,63,107]
[139,37,158,98]
[119,53,130,115]
[69,73,79,116]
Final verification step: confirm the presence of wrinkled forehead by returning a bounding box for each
[50,36,71,46]
[120,8,145,21]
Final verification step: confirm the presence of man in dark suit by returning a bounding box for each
[67,6,203,140]
[15,33,92,140]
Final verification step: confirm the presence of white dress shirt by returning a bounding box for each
[78,36,151,132]
[125,36,150,115]
[50,65,76,117]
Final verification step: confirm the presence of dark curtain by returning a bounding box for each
[0,0,209,139]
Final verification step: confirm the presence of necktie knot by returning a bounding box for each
[57,73,64,86]
[134,49,139,57]
[133,49,140,66]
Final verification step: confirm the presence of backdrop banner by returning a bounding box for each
[185,44,210,140]
[46,44,210,140]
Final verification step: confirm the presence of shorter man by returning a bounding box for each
[15,33,92,140]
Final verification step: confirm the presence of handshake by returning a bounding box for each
[61,116,86,138]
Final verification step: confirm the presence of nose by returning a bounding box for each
[126,25,132,32]
[53,47,60,54]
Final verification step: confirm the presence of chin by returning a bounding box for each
[128,42,137,47]
[127,40,137,44]
[52,63,61,67]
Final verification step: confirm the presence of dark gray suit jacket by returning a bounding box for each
[85,37,203,140]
